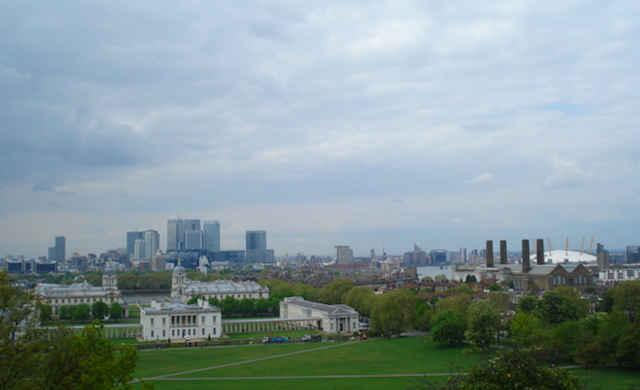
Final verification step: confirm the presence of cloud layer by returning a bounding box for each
[1,1,639,257]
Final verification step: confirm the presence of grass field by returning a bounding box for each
[132,337,640,390]
[224,329,321,340]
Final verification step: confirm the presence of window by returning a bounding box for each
[202,328,205,336]
[163,330,166,337]
[162,318,166,325]
[188,329,190,335]
[212,316,216,323]
[151,318,154,325]
[172,329,175,337]
[213,328,216,335]
[202,316,205,324]
[151,330,154,338]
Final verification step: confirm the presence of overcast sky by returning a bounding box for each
[1,1,639,259]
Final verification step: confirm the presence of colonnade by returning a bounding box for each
[222,318,320,334]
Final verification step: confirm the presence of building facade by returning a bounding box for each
[280,297,360,334]
[140,298,221,341]
[34,264,127,318]
[203,221,221,251]
[170,262,269,303]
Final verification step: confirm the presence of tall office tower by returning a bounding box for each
[335,245,352,264]
[144,230,160,258]
[54,236,66,263]
[134,238,146,259]
[127,231,145,257]
[460,247,467,264]
[203,221,221,251]
[246,231,267,251]
[167,215,184,252]
[184,219,201,232]
[185,230,203,250]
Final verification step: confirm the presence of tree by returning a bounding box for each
[38,303,53,323]
[74,304,91,322]
[414,302,434,331]
[0,271,149,390]
[535,291,582,325]
[42,322,151,390]
[109,302,123,322]
[431,309,466,347]
[613,280,640,322]
[370,290,416,336]
[516,294,538,314]
[58,306,70,321]
[343,287,376,318]
[434,274,448,282]
[617,320,640,366]
[465,300,500,350]
[464,275,477,283]
[510,312,549,349]
[434,294,471,318]
[91,301,109,320]
[318,279,354,304]
[451,284,474,294]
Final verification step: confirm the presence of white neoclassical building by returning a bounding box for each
[171,262,269,303]
[280,297,360,334]
[139,298,222,341]
[34,263,128,318]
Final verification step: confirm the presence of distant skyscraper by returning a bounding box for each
[246,231,267,251]
[167,215,184,252]
[54,236,65,263]
[336,246,352,264]
[184,219,201,232]
[144,230,160,258]
[185,230,203,250]
[246,231,273,263]
[460,247,467,263]
[203,221,221,251]
[134,238,146,259]
[127,231,144,257]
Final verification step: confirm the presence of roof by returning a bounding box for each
[184,280,268,295]
[531,250,596,264]
[284,297,358,316]
[142,301,220,314]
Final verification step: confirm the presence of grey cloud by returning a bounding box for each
[32,180,62,192]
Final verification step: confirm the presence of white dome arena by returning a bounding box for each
[530,249,596,264]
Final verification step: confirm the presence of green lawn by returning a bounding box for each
[224,329,321,340]
[132,337,640,390]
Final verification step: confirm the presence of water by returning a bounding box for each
[122,292,170,304]
[416,265,452,280]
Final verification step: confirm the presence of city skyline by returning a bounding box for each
[1,2,639,258]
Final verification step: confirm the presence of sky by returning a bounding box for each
[1,1,639,259]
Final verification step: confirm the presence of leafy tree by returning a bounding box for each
[431,309,466,347]
[239,298,255,316]
[434,294,471,318]
[516,294,538,314]
[551,320,581,357]
[117,273,138,290]
[617,320,640,366]
[109,302,123,322]
[553,285,589,317]
[613,280,640,322]
[318,279,354,304]
[255,298,270,315]
[535,291,581,325]
[343,287,376,317]
[451,284,473,294]
[510,312,548,348]
[75,304,91,322]
[487,284,501,292]
[43,322,150,390]
[38,303,53,323]
[222,296,240,316]
[422,276,434,282]
[464,275,476,283]
[58,306,70,321]
[370,290,416,336]
[465,300,500,350]
[0,270,43,389]
[598,288,615,313]
[91,301,109,320]
[414,302,434,331]
[434,274,448,282]
[0,271,149,390]
[83,272,102,287]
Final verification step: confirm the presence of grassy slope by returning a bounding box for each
[133,337,640,390]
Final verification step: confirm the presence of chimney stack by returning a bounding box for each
[522,239,531,272]
[486,240,494,267]
[500,240,508,264]
[536,239,545,265]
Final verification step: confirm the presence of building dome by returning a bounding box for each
[530,249,597,264]
[173,259,185,274]
[103,261,117,275]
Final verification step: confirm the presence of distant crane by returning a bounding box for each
[73,238,86,258]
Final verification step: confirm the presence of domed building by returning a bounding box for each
[171,260,269,303]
